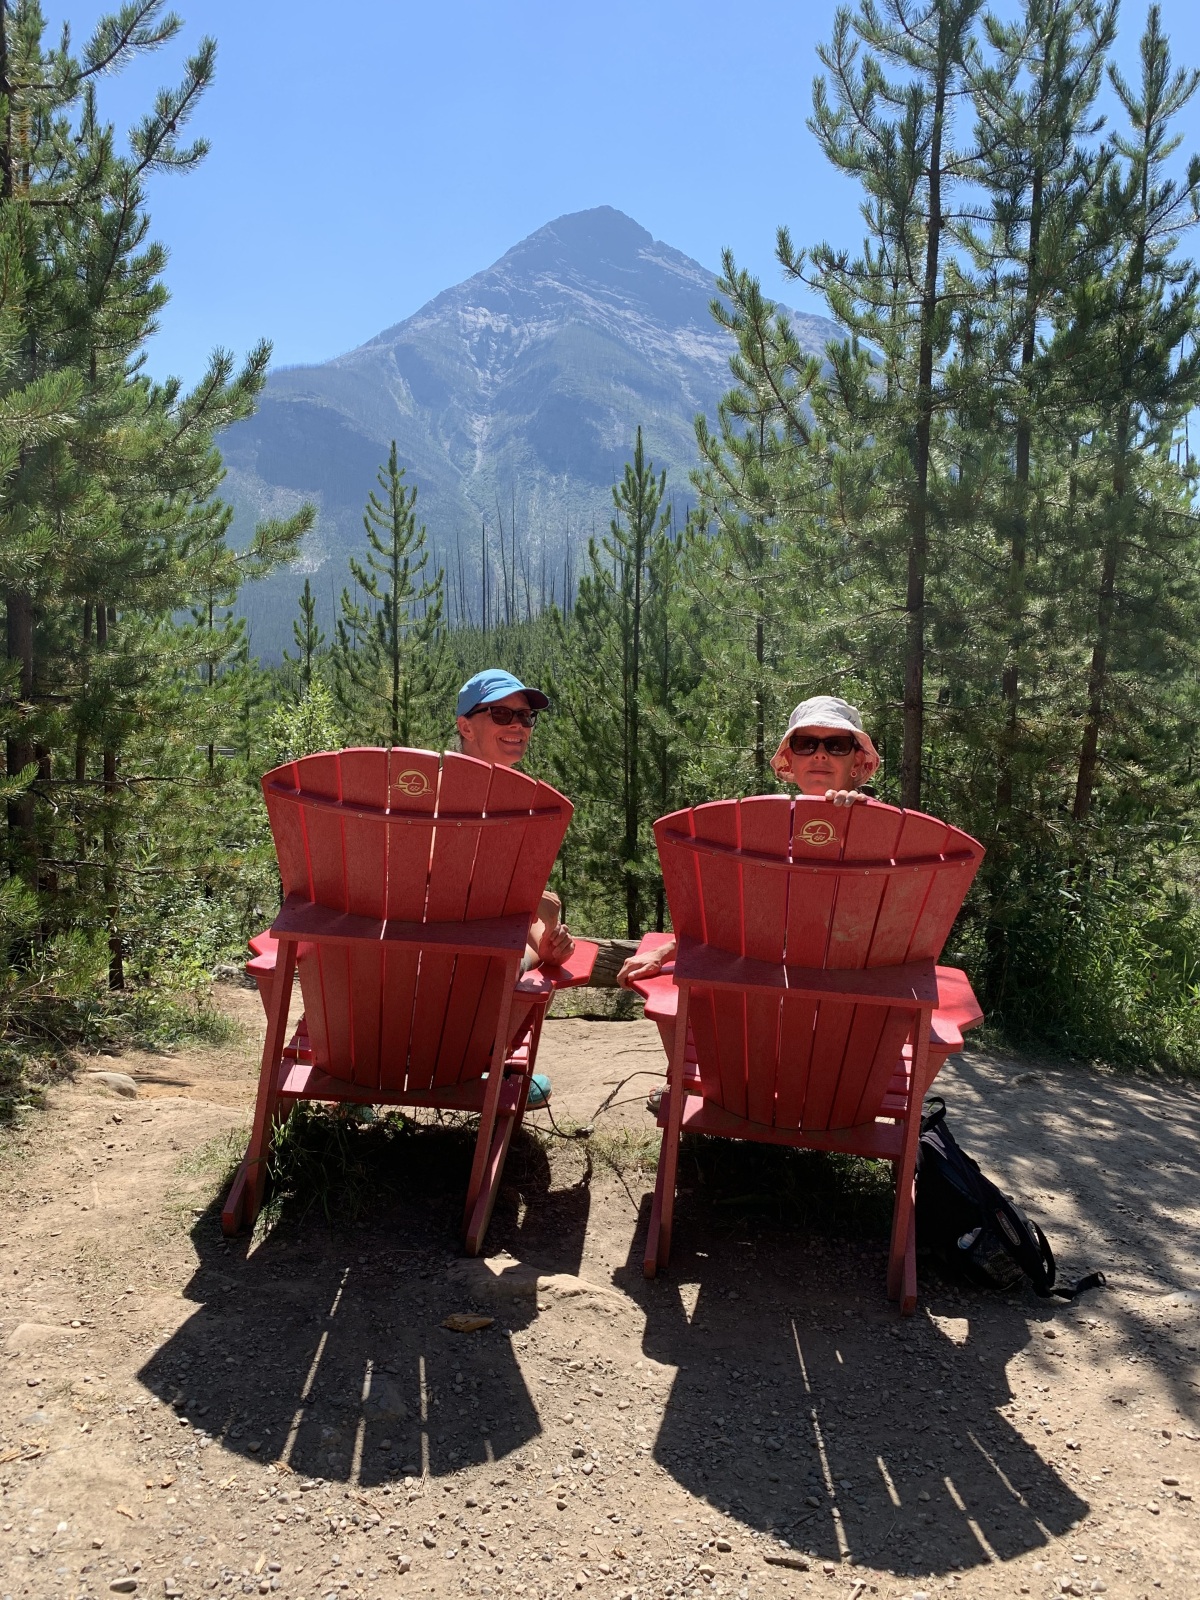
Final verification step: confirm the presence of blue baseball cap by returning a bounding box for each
[456,669,550,719]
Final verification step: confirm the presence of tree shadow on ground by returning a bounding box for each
[618,1133,1091,1580]
[137,1113,591,1486]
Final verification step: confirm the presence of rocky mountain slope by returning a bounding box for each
[223,206,840,656]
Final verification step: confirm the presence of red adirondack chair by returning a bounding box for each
[629,795,984,1313]
[223,747,596,1253]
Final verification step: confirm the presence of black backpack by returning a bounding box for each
[916,1098,1106,1301]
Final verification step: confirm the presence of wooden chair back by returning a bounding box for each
[262,748,571,1094]
[655,796,983,1132]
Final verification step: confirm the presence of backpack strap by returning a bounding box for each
[1048,1267,1108,1301]
[993,1188,1107,1300]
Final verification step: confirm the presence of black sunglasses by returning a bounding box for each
[789,732,860,757]
[468,704,539,728]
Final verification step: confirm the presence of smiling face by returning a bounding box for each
[455,692,534,767]
[784,725,868,796]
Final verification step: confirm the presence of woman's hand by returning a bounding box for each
[538,921,575,965]
[616,939,676,987]
[825,789,868,807]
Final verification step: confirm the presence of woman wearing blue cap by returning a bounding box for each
[455,669,575,974]
[455,670,576,1111]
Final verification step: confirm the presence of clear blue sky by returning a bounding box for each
[60,0,1200,387]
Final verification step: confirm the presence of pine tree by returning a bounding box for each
[966,0,1115,818]
[334,441,445,747]
[1061,4,1200,821]
[553,429,691,937]
[789,0,985,806]
[283,577,325,691]
[0,2,311,988]
[693,255,835,796]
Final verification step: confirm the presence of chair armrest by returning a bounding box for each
[634,957,979,1030]
[624,934,681,992]
[929,1012,964,1054]
[537,938,599,989]
[514,940,600,997]
[633,972,679,1021]
[935,965,984,1034]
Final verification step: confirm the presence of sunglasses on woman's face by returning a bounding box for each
[789,733,859,757]
[469,704,539,728]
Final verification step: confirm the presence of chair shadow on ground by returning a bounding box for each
[134,1043,1200,1583]
[137,1114,591,1487]
[616,1133,1091,1580]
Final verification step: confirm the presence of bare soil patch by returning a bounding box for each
[1,983,1198,1600]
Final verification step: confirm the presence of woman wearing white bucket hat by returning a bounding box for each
[616,694,880,992]
[768,693,880,795]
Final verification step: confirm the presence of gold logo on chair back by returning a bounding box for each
[799,818,837,847]
[393,769,431,797]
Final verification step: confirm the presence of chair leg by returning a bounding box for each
[888,1005,932,1308]
[465,1095,522,1257]
[222,939,296,1237]
[901,1198,918,1316]
[463,962,519,1253]
[643,989,689,1278]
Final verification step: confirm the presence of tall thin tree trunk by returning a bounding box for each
[0,5,12,203]
[5,587,35,858]
[1073,454,1122,826]
[94,601,124,987]
[999,167,1044,813]
[206,594,215,773]
[901,53,949,810]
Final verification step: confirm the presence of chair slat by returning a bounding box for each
[845,810,960,1124]
[783,799,849,968]
[406,755,493,1091]
[295,753,348,907]
[438,765,536,1086]
[503,781,571,916]
[655,809,704,941]
[656,809,721,1099]
[738,797,791,1125]
[384,748,441,920]
[263,762,311,899]
[289,754,347,1075]
[863,810,952,967]
[818,805,907,1130]
[773,993,818,1128]
[905,812,984,959]
[693,801,747,1120]
[851,1006,915,1126]
[781,799,849,1129]
[337,750,390,1091]
[378,749,442,1089]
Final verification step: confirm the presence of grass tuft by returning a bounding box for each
[588,1125,661,1178]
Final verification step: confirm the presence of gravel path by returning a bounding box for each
[0,985,1197,1600]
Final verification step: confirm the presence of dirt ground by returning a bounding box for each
[1,982,1198,1600]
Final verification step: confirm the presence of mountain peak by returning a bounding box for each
[364,205,715,350]
[497,205,657,271]
[224,209,842,657]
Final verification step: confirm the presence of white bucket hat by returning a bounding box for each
[770,695,881,783]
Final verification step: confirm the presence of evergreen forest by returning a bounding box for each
[5,0,1200,1108]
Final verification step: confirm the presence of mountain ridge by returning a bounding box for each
[223,207,841,656]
